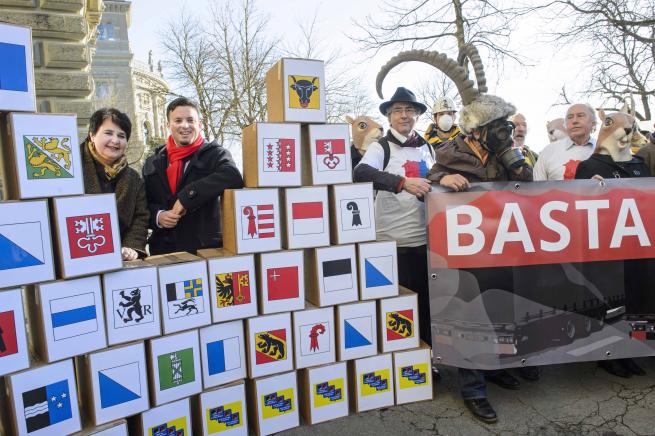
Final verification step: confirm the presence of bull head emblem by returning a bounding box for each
[290,75,318,108]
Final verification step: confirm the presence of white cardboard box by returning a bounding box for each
[196,381,248,436]
[102,263,161,346]
[266,58,326,124]
[0,288,29,376]
[258,250,305,314]
[198,249,258,323]
[6,359,81,435]
[282,186,330,249]
[0,23,36,112]
[77,420,128,435]
[242,123,302,187]
[35,275,107,362]
[137,397,192,436]
[379,287,420,353]
[147,253,211,334]
[2,113,83,199]
[358,240,399,300]
[336,301,377,361]
[199,320,247,389]
[148,329,202,406]
[303,123,352,185]
[305,244,358,307]
[222,188,282,254]
[246,312,294,378]
[299,362,349,425]
[248,370,299,436]
[292,305,335,369]
[349,353,395,413]
[329,183,376,244]
[393,343,433,405]
[0,200,55,289]
[51,194,122,278]
[83,342,149,425]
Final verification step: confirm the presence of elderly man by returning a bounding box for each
[424,96,461,151]
[533,103,596,180]
[353,86,435,354]
[510,113,539,166]
[427,94,533,423]
[143,97,244,255]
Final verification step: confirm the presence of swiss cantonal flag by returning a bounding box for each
[316,139,347,171]
[291,201,324,235]
[267,266,299,300]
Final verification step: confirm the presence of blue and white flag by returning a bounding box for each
[50,292,98,341]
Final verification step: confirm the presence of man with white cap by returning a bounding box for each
[424,96,461,151]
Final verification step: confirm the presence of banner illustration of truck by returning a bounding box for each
[427,179,655,369]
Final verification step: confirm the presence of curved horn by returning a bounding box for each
[622,94,636,115]
[457,44,487,94]
[375,49,480,106]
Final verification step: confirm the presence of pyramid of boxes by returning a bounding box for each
[0,21,433,436]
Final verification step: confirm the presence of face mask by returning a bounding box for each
[437,114,454,131]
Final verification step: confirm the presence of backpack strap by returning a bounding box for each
[379,137,391,171]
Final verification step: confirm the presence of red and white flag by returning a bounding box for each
[241,204,275,239]
[263,138,296,173]
[291,201,324,235]
[315,139,346,172]
[267,266,299,300]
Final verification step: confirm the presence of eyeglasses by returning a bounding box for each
[390,107,417,116]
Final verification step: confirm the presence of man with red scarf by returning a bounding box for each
[143,97,244,255]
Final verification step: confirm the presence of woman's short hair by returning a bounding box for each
[89,108,132,141]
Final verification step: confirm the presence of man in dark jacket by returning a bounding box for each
[143,97,244,255]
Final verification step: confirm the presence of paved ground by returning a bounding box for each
[284,358,655,436]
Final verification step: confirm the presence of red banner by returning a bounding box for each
[427,180,655,269]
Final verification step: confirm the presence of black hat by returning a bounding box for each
[378,87,428,116]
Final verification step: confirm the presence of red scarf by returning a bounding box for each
[165,134,204,194]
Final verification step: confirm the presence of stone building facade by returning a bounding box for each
[91,0,169,167]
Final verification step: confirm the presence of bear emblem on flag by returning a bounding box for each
[386,310,414,340]
[255,329,287,364]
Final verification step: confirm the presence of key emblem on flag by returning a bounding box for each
[263,138,295,172]
[215,271,251,308]
[241,204,275,239]
[66,213,113,258]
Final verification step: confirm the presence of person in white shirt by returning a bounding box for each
[533,103,597,180]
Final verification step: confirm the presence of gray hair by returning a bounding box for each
[567,102,597,130]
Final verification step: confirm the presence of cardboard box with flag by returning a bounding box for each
[79,341,149,426]
[194,380,248,436]
[0,288,30,376]
[336,301,378,361]
[265,58,326,124]
[305,244,358,307]
[222,188,282,254]
[0,23,36,113]
[329,183,376,244]
[102,262,162,346]
[0,200,56,289]
[247,370,299,436]
[51,194,123,279]
[148,329,202,406]
[199,320,247,389]
[257,250,305,314]
[79,420,128,435]
[302,123,352,186]
[5,359,81,436]
[1,113,84,200]
[246,312,294,379]
[134,397,192,436]
[292,304,336,369]
[357,240,399,300]
[393,342,433,405]
[379,287,420,353]
[349,353,395,413]
[242,123,302,188]
[282,186,330,249]
[32,275,107,362]
[146,252,211,334]
[198,249,258,323]
[299,361,349,425]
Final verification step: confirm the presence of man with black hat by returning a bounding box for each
[353,87,436,356]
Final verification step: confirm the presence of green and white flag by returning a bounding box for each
[157,348,195,390]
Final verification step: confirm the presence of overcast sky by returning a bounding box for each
[129,0,602,152]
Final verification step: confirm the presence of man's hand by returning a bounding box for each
[440,174,470,192]
[158,210,182,228]
[121,247,138,261]
[171,199,187,216]
[403,177,432,198]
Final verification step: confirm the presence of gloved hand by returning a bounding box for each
[121,247,139,261]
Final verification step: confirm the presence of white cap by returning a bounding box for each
[432,97,457,114]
